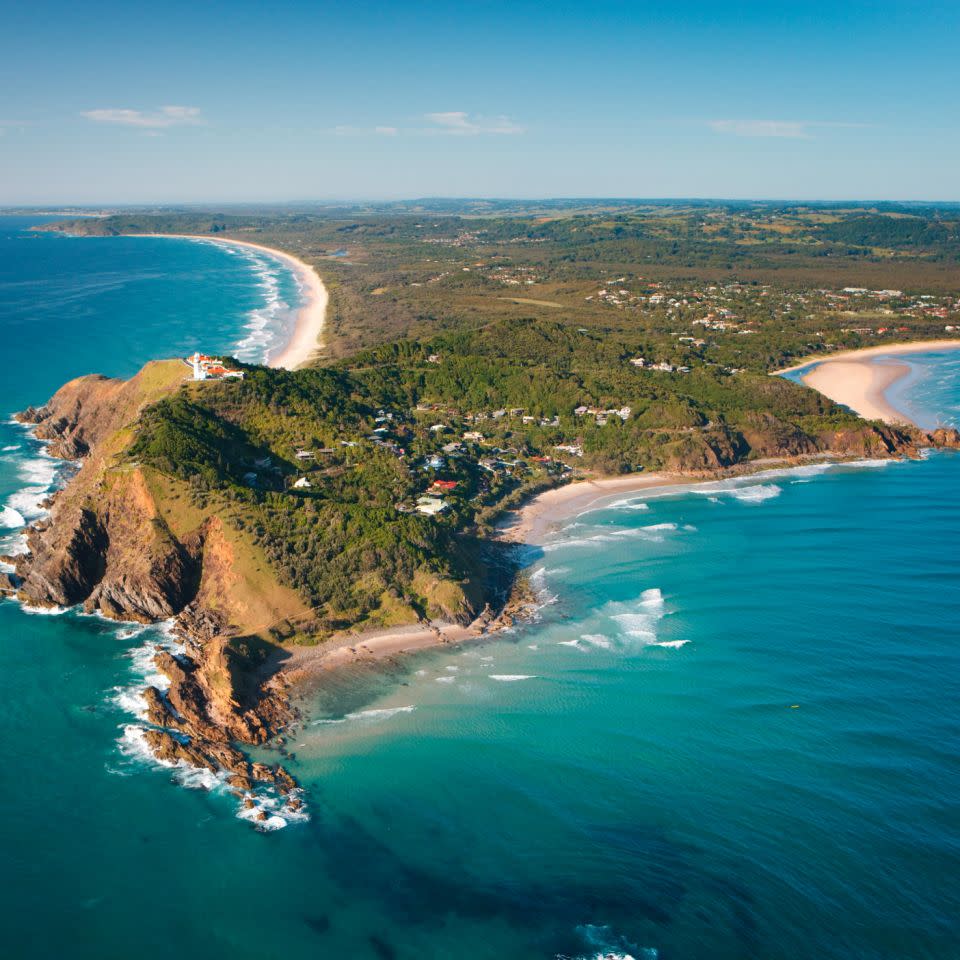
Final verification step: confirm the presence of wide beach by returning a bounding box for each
[141,234,328,370]
[775,340,960,426]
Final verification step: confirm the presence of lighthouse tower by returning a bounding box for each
[192,352,206,381]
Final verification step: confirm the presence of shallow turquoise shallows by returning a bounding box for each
[1,216,958,960]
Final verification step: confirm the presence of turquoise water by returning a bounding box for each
[1,217,959,958]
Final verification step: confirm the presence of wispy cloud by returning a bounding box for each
[424,111,524,135]
[81,105,204,129]
[332,112,524,138]
[333,124,398,136]
[708,119,865,139]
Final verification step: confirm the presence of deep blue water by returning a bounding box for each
[1,216,958,959]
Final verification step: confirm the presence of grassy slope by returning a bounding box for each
[143,470,312,637]
[48,360,313,640]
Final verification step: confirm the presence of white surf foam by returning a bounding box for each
[119,721,308,832]
[574,922,654,960]
[489,674,536,682]
[311,703,417,725]
[19,603,68,615]
[544,521,682,551]
[639,587,664,607]
[346,705,416,720]
[605,497,651,511]
[581,633,613,649]
[226,247,299,365]
[730,483,781,502]
[0,505,25,528]
[695,482,781,503]
[605,588,670,646]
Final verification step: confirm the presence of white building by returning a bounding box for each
[416,496,448,516]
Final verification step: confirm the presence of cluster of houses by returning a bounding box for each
[285,398,578,517]
[628,358,690,374]
[492,265,542,286]
[574,404,632,425]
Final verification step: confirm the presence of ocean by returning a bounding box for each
[1,215,958,959]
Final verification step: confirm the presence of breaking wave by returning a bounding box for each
[224,245,299,365]
[0,505,24,528]
[695,482,781,503]
[543,522,684,552]
[567,923,657,960]
[312,704,417,723]
[604,497,651,511]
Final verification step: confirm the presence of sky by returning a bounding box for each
[1,0,958,204]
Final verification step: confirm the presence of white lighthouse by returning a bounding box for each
[192,352,206,381]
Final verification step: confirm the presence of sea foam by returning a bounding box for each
[226,246,298,365]
[0,505,25,528]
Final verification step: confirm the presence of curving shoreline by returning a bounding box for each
[801,358,913,425]
[778,340,960,427]
[139,234,327,370]
[773,339,960,376]
[500,341,960,547]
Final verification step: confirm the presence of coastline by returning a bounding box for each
[138,234,327,370]
[495,471,694,545]
[801,359,913,425]
[488,342,960,557]
[776,340,960,428]
[773,339,960,376]
[279,454,911,679]
[284,621,483,678]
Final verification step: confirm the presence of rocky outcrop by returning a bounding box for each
[814,422,921,459]
[139,637,296,795]
[927,427,960,449]
[16,507,107,607]
[656,428,749,472]
[13,365,303,803]
[737,412,819,459]
[15,373,125,459]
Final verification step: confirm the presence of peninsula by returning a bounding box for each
[11,201,960,807]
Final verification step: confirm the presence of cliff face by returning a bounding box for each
[11,363,304,804]
[16,469,199,619]
[13,364,200,619]
[649,415,933,474]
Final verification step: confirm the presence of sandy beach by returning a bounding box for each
[142,234,328,370]
[285,621,482,678]
[774,339,960,376]
[496,472,692,544]
[282,339,960,675]
[801,359,913,424]
[776,340,960,427]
